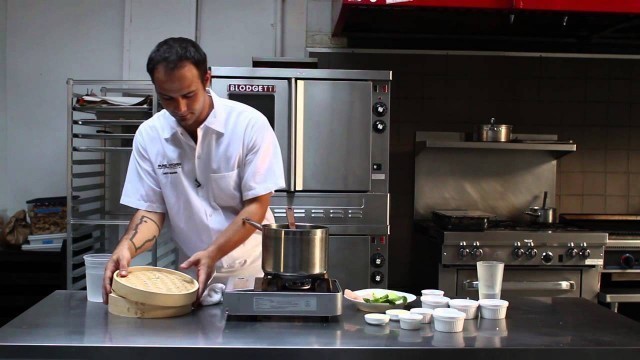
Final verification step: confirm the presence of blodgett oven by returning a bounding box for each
[211,67,391,291]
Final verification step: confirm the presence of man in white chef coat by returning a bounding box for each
[102,37,285,304]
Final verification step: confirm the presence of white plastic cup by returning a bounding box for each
[83,253,111,302]
[476,261,504,300]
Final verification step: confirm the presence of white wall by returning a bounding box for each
[1,0,311,214]
[5,0,125,213]
[123,0,197,80]
[199,0,307,66]
[0,0,7,220]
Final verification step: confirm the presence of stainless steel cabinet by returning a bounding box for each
[66,79,177,290]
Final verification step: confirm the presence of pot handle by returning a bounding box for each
[242,217,264,231]
[524,211,540,217]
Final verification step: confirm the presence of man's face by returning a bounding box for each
[153,62,211,132]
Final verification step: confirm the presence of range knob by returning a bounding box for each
[512,247,525,259]
[371,271,385,284]
[566,248,578,258]
[525,248,538,259]
[621,254,635,269]
[459,247,470,258]
[542,252,554,264]
[370,253,385,268]
[372,119,387,134]
[580,248,591,259]
[372,102,387,117]
[471,247,483,260]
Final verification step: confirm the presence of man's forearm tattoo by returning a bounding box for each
[128,215,161,252]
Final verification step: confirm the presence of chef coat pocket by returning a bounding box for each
[209,170,242,208]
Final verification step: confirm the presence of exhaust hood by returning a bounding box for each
[332,0,640,53]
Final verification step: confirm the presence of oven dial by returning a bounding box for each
[512,247,524,259]
[370,253,385,268]
[525,248,538,259]
[580,248,591,259]
[373,119,387,134]
[471,247,483,260]
[371,271,385,284]
[372,102,388,117]
[542,252,554,264]
[621,254,635,269]
[566,248,578,258]
[459,247,470,258]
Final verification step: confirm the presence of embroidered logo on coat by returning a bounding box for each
[157,162,182,175]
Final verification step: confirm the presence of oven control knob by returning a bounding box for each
[566,248,578,258]
[525,248,538,259]
[621,254,635,269]
[372,102,388,117]
[512,247,525,259]
[372,119,387,134]
[471,247,483,259]
[580,248,591,259]
[459,247,470,258]
[371,271,385,284]
[370,253,386,268]
[542,252,554,264]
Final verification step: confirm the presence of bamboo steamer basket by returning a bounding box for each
[111,266,198,307]
[108,292,192,318]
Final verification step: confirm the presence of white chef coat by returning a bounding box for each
[120,89,285,276]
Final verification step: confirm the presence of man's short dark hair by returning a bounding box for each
[146,37,208,82]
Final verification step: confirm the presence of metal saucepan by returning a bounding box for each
[525,191,556,224]
[474,117,513,142]
[525,206,557,224]
[243,217,329,277]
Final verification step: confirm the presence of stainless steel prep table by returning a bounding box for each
[1,291,640,360]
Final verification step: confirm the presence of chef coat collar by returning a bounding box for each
[161,88,226,139]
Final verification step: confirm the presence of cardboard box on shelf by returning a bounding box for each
[26,197,67,235]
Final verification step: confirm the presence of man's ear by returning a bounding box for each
[203,69,211,87]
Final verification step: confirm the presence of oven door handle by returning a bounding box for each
[464,280,576,291]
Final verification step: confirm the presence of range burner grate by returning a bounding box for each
[261,274,337,293]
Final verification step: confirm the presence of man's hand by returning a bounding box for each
[180,248,216,305]
[102,243,133,304]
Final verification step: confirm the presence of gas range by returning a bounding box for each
[436,224,608,267]
[224,275,343,317]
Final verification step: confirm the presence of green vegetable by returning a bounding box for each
[363,292,408,305]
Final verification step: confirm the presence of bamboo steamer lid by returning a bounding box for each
[111,266,198,307]
[108,292,192,318]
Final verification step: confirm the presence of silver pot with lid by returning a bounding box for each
[474,118,513,142]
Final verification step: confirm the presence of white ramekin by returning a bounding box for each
[478,299,509,319]
[385,309,410,321]
[421,295,451,310]
[364,313,390,325]
[448,298,479,319]
[432,308,466,332]
[399,313,423,330]
[421,289,445,296]
[409,307,433,323]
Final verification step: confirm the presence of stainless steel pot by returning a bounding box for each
[243,218,329,277]
[474,118,513,142]
[525,207,557,224]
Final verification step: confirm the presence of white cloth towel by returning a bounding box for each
[201,283,226,306]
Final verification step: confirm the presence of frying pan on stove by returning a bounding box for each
[432,210,497,231]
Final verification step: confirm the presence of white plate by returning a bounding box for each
[344,288,417,313]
